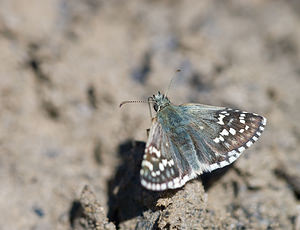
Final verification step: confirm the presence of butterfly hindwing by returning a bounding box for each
[140,118,195,191]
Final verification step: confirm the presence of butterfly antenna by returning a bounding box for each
[119,97,155,108]
[119,100,147,108]
[165,69,181,97]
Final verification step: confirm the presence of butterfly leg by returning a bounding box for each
[147,96,153,120]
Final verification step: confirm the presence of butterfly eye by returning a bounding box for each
[153,104,159,112]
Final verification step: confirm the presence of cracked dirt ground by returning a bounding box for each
[0,0,300,229]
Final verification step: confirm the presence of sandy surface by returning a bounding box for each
[0,0,300,229]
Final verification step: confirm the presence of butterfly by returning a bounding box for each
[121,91,266,191]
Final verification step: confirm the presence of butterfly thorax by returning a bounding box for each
[152,92,170,112]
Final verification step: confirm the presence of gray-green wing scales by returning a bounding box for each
[140,102,266,191]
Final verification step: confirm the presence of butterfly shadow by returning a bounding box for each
[200,164,235,191]
[107,140,177,227]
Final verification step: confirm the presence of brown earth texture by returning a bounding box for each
[0,0,300,229]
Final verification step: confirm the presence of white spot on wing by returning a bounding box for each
[217,114,225,125]
[162,159,168,167]
[229,128,236,135]
[229,156,237,163]
[219,161,229,167]
[221,129,229,136]
[140,169,144,175]
[142,160,153,171]
[217,121,224,125]
[213,137,220,143]
[256,131,261,136]
[141,179,147,187]
[159,163,164,171]
[151,146,161,158]
[238,146,245,152]
[246,141,253,147]
[228,150,237,156]
[151,183,155,190]
[173,178,180,187]
[209,163,219,170]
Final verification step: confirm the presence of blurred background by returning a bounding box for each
[0,0,300,229]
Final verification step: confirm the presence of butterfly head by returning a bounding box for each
[151,91,170,112]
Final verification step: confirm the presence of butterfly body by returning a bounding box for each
[139,92,267,191]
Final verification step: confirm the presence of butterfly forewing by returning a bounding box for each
[179,105,266,172]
